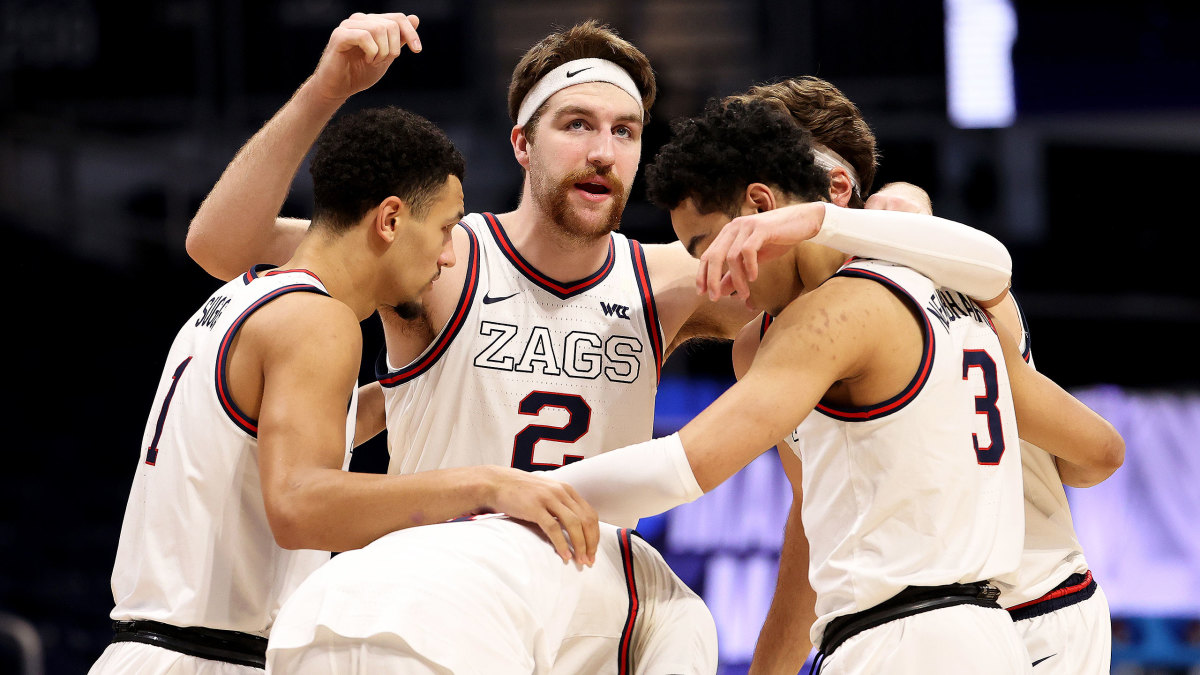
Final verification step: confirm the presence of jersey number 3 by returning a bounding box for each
[962,350,1005,465]
[511,391,592,471]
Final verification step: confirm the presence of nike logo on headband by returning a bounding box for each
[566,67,593,78]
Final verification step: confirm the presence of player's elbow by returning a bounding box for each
[1062,426,1125,488]
[184,221,230,280]
[263,495,320,551]
[1093,427,1125,482]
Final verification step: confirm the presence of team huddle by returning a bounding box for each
[89,11,1124,675]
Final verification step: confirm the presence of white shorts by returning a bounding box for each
[268,630,460,675]
[820,604,1032,675]
[1011,579,1110,674]
[89,641,263,675]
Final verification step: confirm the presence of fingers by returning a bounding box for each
[336,13,422,64]
[495,472,598,566]
[559,483,599,563]
[535,512,574,565]
[377,12,423,53]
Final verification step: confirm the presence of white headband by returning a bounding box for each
[811,142,862,194]
[516,58,644,127]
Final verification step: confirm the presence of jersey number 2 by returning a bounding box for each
[962,349,1005,465]
[145,356,193,465]
[511,391,592,471]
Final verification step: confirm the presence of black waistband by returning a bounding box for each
[1008,571,1097,622]
[812,582,1002,671]
[111,619,267,669]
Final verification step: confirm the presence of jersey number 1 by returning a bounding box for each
[511,391,592,471]
[962,349,1005,465]
[145,357,193,465]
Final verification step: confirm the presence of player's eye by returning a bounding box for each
[568,119,587,130]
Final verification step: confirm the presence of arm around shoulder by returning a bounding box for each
[997,326,1124,487]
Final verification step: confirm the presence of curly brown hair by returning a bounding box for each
[507,20,656,141]
[645,98,830,217]
[729,77,878,205]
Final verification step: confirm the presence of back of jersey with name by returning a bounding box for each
[783,259,1025,646]
[109,266,355,636]
[380,213,664,474]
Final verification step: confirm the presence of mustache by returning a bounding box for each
[563,167,624,195]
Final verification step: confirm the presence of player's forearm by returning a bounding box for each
[812,204,1012,300]
[186,81,342,280]
[750,501,817,675]
[264,465,499,552]
[548,434,703,529]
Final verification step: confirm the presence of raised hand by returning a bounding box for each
[697,202,826,301]
[483,466,600,566]
[309,12,422,102]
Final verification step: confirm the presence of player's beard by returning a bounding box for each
[531,165,626,245]
[392,301,423,320]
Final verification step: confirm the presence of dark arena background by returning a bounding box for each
[3,1,1199,673]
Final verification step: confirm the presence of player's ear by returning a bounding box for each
[828,168,855,208]
[375,196,407,246]
[511,125,531,170]
[744,182,777,214]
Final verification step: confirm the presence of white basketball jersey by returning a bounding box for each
[380,213,663,474]
[109,265,357,636]
[995,298,1089,608]
[780,260,1024,647]
[267,516,716,674]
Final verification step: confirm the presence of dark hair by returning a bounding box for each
[731,76,878,202]
[507,20,656,141]
[645,98,830,216]
[310,106,465,232]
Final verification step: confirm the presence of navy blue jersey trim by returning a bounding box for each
[617,528,639,675]
[628,239,664,382]
[759,312,774,340]
[815,267,935,422]
[1013,294,1032,363]
[1008,571,1097,622]
[377,223,480,387]
[216,284,330,437]
[482,212,615,299]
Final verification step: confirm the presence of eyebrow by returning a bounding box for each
[552,105,644,126]
[685,234,707,258]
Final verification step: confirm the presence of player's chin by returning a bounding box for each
[391,299,424,321]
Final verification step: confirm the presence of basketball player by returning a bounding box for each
[548,97,1124,674]
[89,107,599,675]
[265,514,717,674]
[185,13,1017,493]
[728,77,1120,674]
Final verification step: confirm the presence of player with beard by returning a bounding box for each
[187,13,1016,514]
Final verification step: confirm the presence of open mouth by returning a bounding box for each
[575,181,611,196]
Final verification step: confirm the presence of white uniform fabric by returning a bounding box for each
[1011,583,1111,674]
[102,266,355,646]
[780,259,1024,650]
[266,515,717,674]
[89,641,264,675]
[380,213,662,475]
[996,298,1110,673]
[820,604,1031,675]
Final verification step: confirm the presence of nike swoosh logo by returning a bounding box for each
[1032,654,1056,667]
[566,67,593,78]
[482,292,519,305]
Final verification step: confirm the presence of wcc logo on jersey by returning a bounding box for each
[600,301,630,319]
